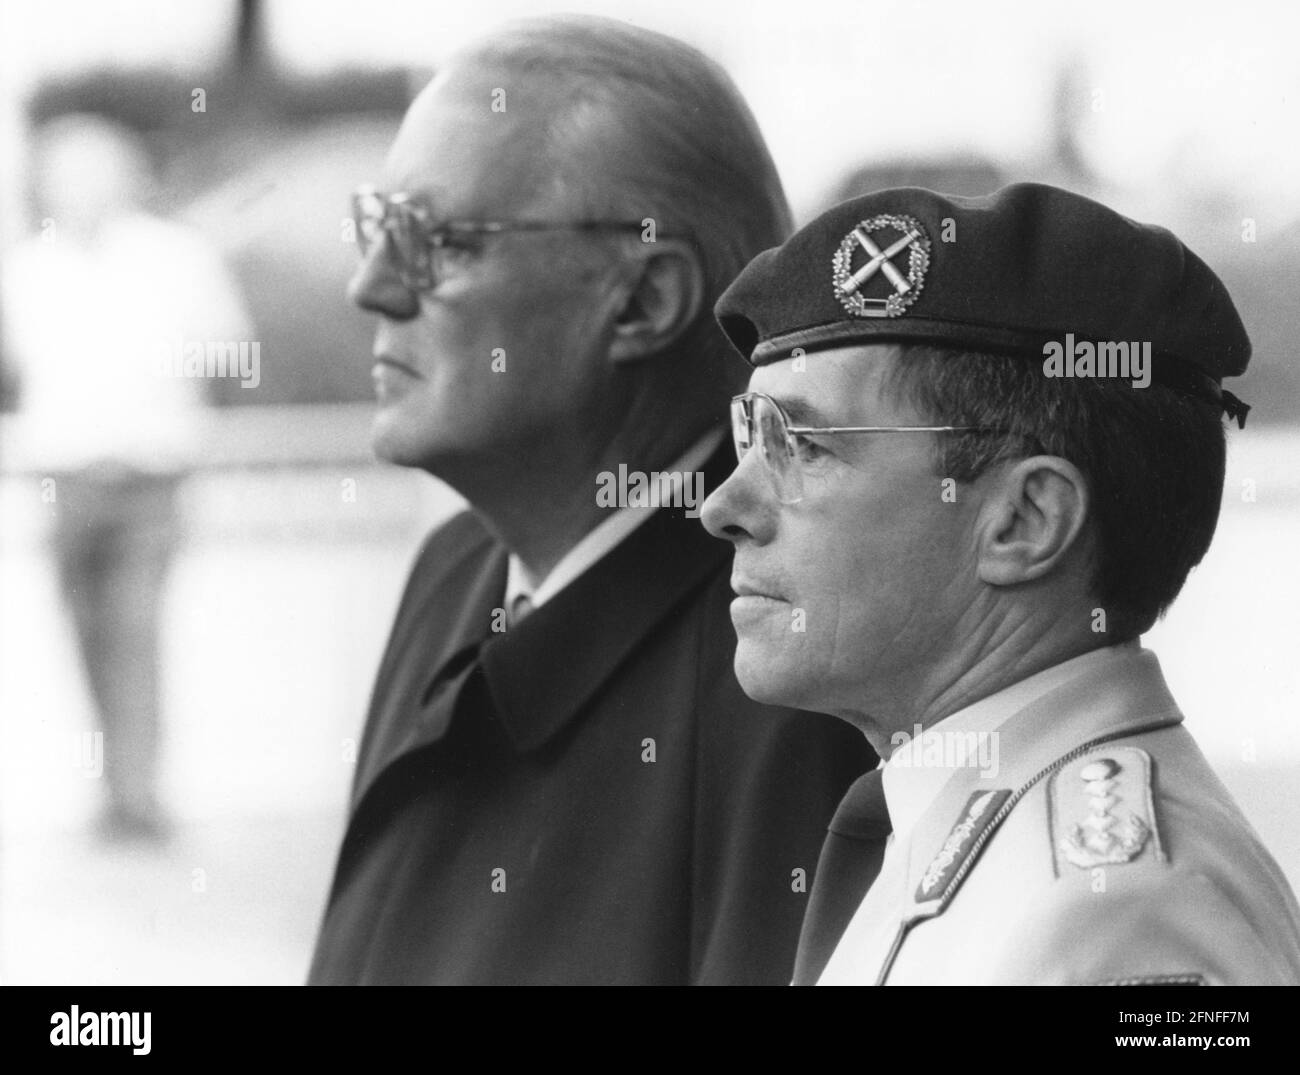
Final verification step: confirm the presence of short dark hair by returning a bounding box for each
[884,344,1228,639]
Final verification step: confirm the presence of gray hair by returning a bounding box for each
[458,15,792,377]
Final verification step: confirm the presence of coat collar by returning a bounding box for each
[418,535,508,705]
[350,438,735,815]
[347,523,506,815]
[479,440,734,752]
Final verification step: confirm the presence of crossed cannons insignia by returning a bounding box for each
[832,213,931,319]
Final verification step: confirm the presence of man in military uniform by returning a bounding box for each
[701,182,1300,985]
[307,15,873,985]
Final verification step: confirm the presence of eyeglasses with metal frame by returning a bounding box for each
[730,390,1017,504]
[351,184,655,292]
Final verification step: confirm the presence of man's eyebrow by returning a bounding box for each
[773,395,838,427]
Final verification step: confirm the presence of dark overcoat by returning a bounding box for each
[308,444,875,985]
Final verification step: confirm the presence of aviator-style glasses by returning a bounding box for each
[352,184,653,292]
[731,391,1005,505]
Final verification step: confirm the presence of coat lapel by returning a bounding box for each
[482,442,734,752]
[349,439,735,808]
[348,524,506,814]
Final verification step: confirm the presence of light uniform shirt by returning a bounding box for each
[817,642,1300,985]
[880,644,1135,848]
[504,429,725,618]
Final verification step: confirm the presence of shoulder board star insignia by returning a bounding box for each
[1050,748,1164,872]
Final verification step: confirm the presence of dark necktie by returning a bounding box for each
[792,767,893,985]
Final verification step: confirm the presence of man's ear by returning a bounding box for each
[608,239,706,364]
[976,455,1091,587]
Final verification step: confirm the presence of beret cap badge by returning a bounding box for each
[832,214,931,319]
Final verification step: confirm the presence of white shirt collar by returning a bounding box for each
[880,641,1143,844]
[505,428,725,612]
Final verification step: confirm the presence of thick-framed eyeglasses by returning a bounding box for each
[351,184,653,291]
[731,391,1005,504]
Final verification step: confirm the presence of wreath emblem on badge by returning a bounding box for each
[832,214,931,318]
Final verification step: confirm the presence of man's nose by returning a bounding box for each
[347,237,420,321]
[701,449,776,545]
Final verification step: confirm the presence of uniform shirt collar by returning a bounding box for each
[505,428,725,611]
[880,641,1143,845]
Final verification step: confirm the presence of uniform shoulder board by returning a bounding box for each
[1048,746,1165,875]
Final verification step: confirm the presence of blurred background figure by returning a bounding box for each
[2,113,253,842]
[0,0,441,984]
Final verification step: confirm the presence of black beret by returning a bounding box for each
[715,182,1251,426]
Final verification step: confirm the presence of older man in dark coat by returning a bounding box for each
[307,15,874,986]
